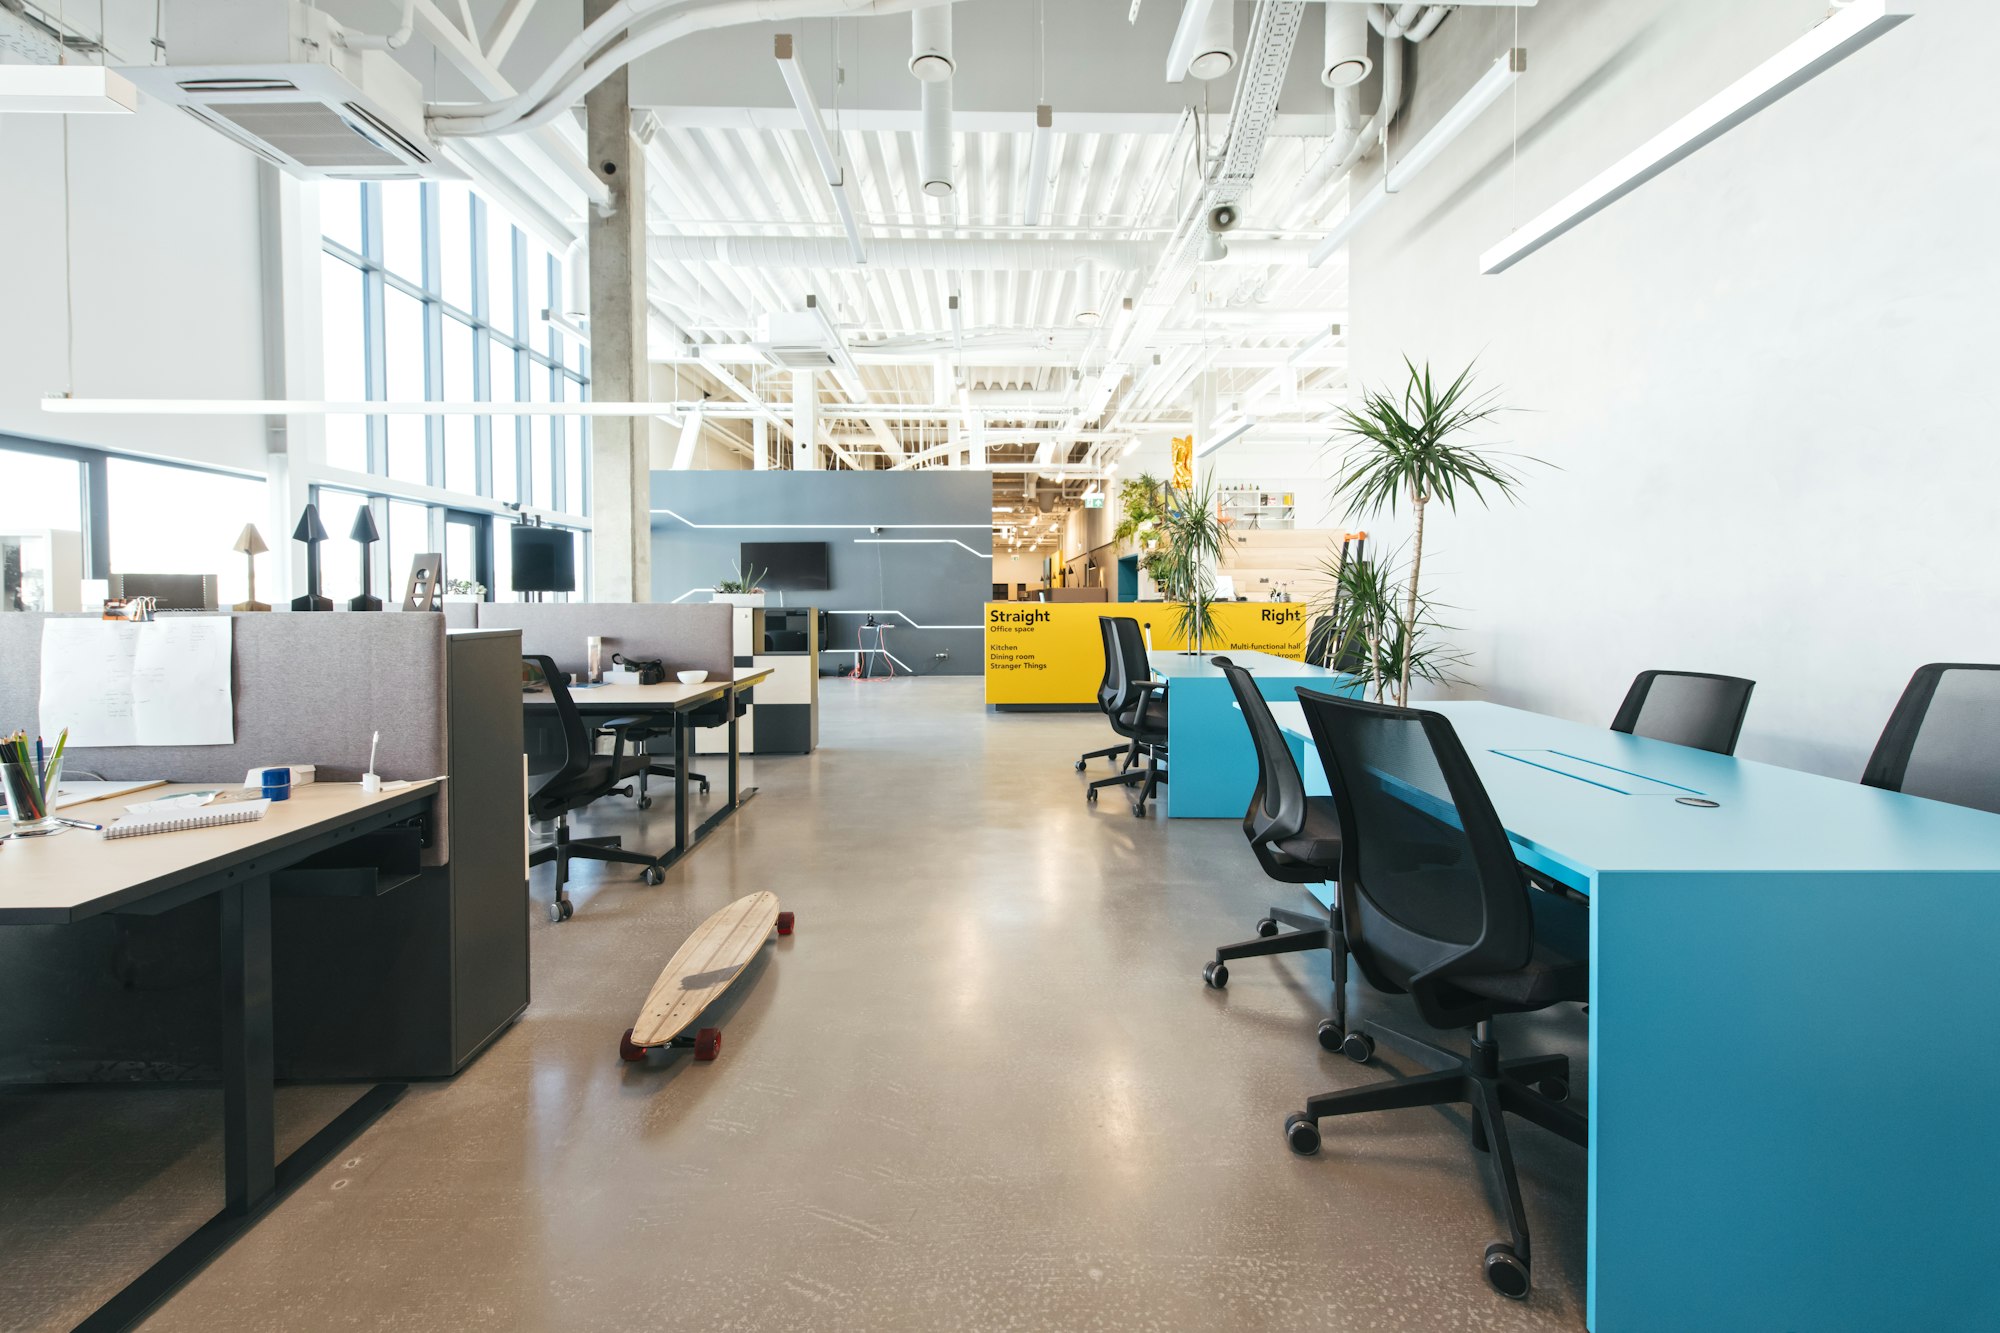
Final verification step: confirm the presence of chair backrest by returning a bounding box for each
[1862,663,2000,815]
[1103,616,1153,715]
[1610,670,1756,755]
[1296,687,1535,990]
[1095,616,1122,715]
[525,654,591,788]
[1212,656,1309,846]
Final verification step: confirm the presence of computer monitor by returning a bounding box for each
[510,526,576,593]
[740,541,830,591]
[106,573,217,611]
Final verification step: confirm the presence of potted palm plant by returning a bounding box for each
[1156,469,1235,655]
[1308,540,1464,703]
[713,561,768,608]
[1331,358,1532,705]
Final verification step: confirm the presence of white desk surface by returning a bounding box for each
[0,779,441,924]
[523,666,772,709]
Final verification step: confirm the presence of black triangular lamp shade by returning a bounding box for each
[349,508,381,544]
[291,503,332,611]
[349,505,383,611]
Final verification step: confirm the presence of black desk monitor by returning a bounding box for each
[511,526,576,593]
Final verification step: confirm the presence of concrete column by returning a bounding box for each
[753,416,770,470]
[586,0,651,601]
[791,371,819,470]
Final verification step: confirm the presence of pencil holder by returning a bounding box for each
[2,754,64,838]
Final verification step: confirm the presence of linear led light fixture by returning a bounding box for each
[0,65,139,114]
[1196,414,1255,458]
[1023,104,1053,227]
[775,34,866,264]
[41,397,1081,419]
[1482,1,1912,274]
[1310,49,1524,268]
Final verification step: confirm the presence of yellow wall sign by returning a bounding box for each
[984,602,1310,705]
[1170,434,1193,491]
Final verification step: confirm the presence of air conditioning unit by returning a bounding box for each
[121,1,449,180]
[753,311,842,371]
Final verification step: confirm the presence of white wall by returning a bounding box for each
[0,100,269,472]
[1346,0,2000,780]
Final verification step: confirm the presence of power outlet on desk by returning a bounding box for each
[934,651,950,662]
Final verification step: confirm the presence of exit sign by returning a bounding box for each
[1084,495,1105,509]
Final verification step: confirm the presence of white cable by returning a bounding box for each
[433,0,955,139]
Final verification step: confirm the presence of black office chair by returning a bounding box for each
[1200,658,1368,1058]
[1610,669,1756,755]
[525,655,670,922]
[1084,616,1168,817]
[1862,663,2000,814]
[1287,688,1588,1300]
[609,722,712,808]
[1077,619,1144,776]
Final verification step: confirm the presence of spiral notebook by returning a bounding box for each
[102,798,272,841]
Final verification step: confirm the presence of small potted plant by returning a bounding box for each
[443,577,487,603]
[713,561,768,608]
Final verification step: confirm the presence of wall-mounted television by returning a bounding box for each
[741,541,830,591]
[511,526,577,593]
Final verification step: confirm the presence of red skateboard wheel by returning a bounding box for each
[618,1028,646,1062]
[776,911,795,936]
[693,1027,723,1061]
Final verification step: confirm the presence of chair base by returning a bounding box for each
[1076,740,1139,772]
[528,821,669,920]
[1209,905,1360,1053]
[1284,1022,1584,1299]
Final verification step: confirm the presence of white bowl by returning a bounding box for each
[677,669,709,684]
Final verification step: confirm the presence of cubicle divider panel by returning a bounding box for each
[474,602,735,678]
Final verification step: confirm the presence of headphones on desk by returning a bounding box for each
[610,653,667,685]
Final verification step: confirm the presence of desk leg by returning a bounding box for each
[673,711,691,855]
[221,876,275,1214]
[726,686,740,808]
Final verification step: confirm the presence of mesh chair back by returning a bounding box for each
[1095,616,1121,714]
[1297,688,1534,981]
[1863,664,2000,815]
[1105,616,1153,716]
[1610,670,1755,755]
[525,654,590,785]
[1213,656,1307,843]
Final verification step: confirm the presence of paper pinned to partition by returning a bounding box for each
[40,617,234,747]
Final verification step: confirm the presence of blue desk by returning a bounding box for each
[1146,649,1360,818]
[1269,698,2000,1332]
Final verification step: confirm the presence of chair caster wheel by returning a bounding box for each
[1341,1031,1375,1064]
[1539,1076,1569,1103]
[700,781,711,794]
[1483,1242,1530,1299]
[1255,917,1279,938]
[549,899,573,922]
[637,796,653,810]
[1131,803,1146,818]
[1202,961,1228,989]
[1316,1020,1343,1053]
[1086,788,1098,804]
[776,911,795,936]
[618,1028,646,1062]
[640,866,665,886]
[692,1027,722,1061]
[1075,759,1087,772]
[1284,1113,1321,1156]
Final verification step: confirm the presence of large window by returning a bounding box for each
[106,460,267,607]
[318,179,589,600]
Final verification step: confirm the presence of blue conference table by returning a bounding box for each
[1145,649,1360,818]
[1267,698,2000,1333]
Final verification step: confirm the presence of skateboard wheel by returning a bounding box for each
[775,911,795,936]
[618,1028,646,1063]
[693,1028,722,1061]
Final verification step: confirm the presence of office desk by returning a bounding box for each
[1145,650,1360,818]
[1269,699,2000,1332]
[524,667,771,870]
[0,780,439,1331]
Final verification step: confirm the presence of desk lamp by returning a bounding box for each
[231,524,270,612]
[290,504,332,612]
[348,507,383,611]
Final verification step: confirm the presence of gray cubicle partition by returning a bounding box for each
[475,601,734,677]
[0,613,527,1084]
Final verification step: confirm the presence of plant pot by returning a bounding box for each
[713,591,766,608]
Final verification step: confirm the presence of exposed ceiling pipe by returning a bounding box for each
[338,0,416,51]
[1403,5,1453,42]
[650,234,1312,269]
[431,0,955,138]
[910,5,955,79]
[1189,2,1238,80]
[1289,27,1404,216]
[1023,104,1054,226]
[914,5,955,196]
[1322,2,1374,86]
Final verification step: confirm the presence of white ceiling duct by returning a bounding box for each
[650,235,1309,270]
[910,5,954,81]
[1322,3,1374,87]
[1189,2,1238,80]
[920,78,954,197]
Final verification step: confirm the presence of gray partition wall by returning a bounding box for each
[651,470,991,676]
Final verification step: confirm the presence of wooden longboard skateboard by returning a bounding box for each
[619,891,793,1063]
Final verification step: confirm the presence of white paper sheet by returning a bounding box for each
[39,618,235,747]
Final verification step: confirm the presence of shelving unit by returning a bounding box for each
[1218,484,1297,531]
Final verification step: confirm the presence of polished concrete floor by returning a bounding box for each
[3,677,1588,1331]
